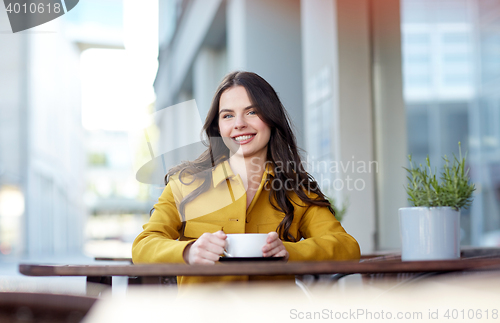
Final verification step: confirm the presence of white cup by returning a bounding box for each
[224,233,269,258]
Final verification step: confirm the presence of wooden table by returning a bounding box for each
[19,257,500,278]
[19,247,500,296]
[20,247,500,276]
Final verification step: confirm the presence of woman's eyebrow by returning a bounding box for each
[219,105,256,115]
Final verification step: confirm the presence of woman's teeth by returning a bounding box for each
[234,135,253,141]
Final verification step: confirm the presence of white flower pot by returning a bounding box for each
[399,207,460,261]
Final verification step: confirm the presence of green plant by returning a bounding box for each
[326,195,348,222]
[404,142,475,210]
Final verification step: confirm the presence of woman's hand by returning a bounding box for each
[183,231,227,265]
[262,232,289,261]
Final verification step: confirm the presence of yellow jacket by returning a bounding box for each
[132,161,360,285]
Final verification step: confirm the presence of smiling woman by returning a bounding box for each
[132,71,360,286]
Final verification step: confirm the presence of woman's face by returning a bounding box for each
[218,86,271,160]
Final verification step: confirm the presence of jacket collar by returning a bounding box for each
[212,160,275,188]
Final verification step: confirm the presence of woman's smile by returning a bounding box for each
[232,133,256,144]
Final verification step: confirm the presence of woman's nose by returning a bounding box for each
[234,115,247,129]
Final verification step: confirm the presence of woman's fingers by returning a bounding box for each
[273,248,288,257]
[262,240,280,253]
[269,245,289,261]
[198,232,226,251]
[211,231,227,247]
[262,232,281,253]
[263,244,285,257]
[262,232,289,260]
[192,247,221,263]
[190,257,217,265]
[187,231,227,264]
[266,231,279,243]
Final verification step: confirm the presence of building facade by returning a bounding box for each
[0,15,85,256]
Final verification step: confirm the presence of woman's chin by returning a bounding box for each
[226,146,243,153]
[229,149,246,158]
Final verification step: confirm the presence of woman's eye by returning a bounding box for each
[222,114,233,119]
[248,110,256,115]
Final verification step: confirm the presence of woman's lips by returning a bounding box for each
[232,134,256,145]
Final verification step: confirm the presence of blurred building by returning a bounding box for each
[155,0,500,252]
[0,0,148,258]
[73,0,157,258]
[0,14,85,256]
[84,130,151,257]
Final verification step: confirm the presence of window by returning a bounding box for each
[402,0,500,246]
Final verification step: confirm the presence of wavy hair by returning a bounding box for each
[165,71,334,241]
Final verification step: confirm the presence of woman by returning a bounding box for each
[132,71,360,285]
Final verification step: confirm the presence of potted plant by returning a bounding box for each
[400,143,475,261]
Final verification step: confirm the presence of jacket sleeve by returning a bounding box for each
[132,182,192,264]
[282,203,360,262]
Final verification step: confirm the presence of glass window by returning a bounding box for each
[401,0,500,246]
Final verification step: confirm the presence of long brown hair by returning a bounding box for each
[165,71,334,241]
